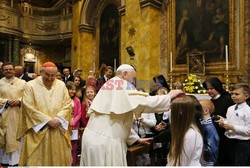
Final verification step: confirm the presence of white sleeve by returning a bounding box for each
[141,113,157,127]
[32,120,49,133]
[143,95,171,113]
[55,116,69,131]
[126,128,140,146]
[181,129,203,166]
[234,115,250,135]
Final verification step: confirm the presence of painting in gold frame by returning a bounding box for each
[167,0,244,75]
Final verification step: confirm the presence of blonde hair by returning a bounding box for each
[200,99,215,114]
[173,81,183,90]
[83,85,96,112]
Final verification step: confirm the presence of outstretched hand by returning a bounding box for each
[137,137,153,145]
[167,90,184,100]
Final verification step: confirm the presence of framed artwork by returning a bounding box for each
[167,0,244,75]
[187,50,205,75]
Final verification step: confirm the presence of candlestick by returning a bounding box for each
[170,52,173,72]
[114,59,116,72]
[225,45,228,70]
[93,62,95,72]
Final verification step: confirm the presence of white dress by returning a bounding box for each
[168,127,203,166]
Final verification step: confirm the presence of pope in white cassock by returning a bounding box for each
[80,64,182,166]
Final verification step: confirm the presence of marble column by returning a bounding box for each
[12,38,20,65]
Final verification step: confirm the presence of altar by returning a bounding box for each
[186,93,210,100]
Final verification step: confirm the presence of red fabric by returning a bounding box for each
[81,101,90,127]
[71,140,78,165]
[42,61,56,67]
[177,93,186,98]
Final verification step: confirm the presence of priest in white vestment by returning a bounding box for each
[80,64,182,166]
[0,63,26,166]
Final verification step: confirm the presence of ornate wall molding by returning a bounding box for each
[79,23,94,33]
[0,1,73,43]
[35,23,59,32]
[118,5,125,16]
[0,14,9,21]
[140,0,162,10]
[79,0,121,30]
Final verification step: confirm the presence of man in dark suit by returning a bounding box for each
[0,61,3,79]
[63,68,73,83]
[96,66,114,91]
[14,66,32,82]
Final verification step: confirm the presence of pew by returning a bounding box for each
[126,143,151,166]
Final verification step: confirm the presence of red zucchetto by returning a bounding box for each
[42,62,56,67]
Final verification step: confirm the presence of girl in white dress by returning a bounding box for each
[168,96,203,166]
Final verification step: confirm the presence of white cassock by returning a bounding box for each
[80,76,172,166]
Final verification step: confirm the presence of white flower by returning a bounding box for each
[185,79,188,82]
[183,83,186,86]
[203,90,206,93]
[195,86,198,89]
[198,79,201,82]
[198,90,201,94]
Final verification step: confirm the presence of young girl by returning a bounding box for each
[66,81,81,166]
[81,85,96,128]
[73,76,85,102]
[168,96,203,166]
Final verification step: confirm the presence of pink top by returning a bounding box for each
[71,97,81,129]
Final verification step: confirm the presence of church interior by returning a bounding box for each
[0,0,249,86]
[1,0,250,166]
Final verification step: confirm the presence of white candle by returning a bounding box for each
[225,45,228,70]
[93,62,95,72]
[170,52,173,72]
[114,59,116,71]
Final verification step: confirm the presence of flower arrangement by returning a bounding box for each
[183,74,206,94]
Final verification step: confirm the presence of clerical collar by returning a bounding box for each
[212,94,221,100]
[19,74,24,79]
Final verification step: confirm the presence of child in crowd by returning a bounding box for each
[200,99,220,166]
[81,85,96,128]
[173,81,186,97]
[73,76,85,102]
[132,89,156,166]
[168,96,203,166]
[151,87,171,165]
[66,81,82,166]
[216,83,250,165]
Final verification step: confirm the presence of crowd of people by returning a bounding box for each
[0,61,250,166]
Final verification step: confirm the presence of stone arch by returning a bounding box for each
[79,0,121,69]
[79,0,121,32]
